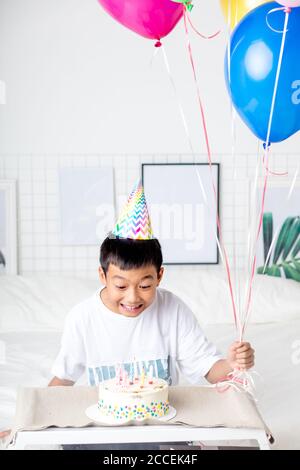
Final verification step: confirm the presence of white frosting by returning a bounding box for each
[98,377,169,420]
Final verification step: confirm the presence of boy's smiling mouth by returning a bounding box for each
[120,303,144,314]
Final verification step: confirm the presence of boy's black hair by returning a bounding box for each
[100,234,163,275]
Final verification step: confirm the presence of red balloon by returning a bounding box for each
[97,0,183,42]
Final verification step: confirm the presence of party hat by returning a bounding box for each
[112,179,154,240]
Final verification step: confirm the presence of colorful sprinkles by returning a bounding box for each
[98,399,169,420]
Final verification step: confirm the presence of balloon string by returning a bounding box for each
[226,2,242,329]
[173,1,221,39]
[159,44,228,282]
[231,113,241,329]
[186,10,221,39]
[242,169,269,337]
[242,10,290,337]
[266,6,291,33]
[265,10,290,149]
[183,8,240,335]
[160,45,194,153]
[215,369,260,401]
[242,162,299,335]
[226,0,241,333]
[263,7,291,176]
[262,152,288,176]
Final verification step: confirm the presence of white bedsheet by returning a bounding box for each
[1,321,299,450]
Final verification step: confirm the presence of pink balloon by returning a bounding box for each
[276,1,300,7]
[97,0,183,41]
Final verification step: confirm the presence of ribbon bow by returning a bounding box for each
[171,0,194,12]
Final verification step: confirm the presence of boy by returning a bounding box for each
[49,236,254,388]
[47,180,254,450]
[0,181,254,446]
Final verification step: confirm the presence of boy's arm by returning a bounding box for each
[205,342,255,384]
[205,359,233,384]
[48,376,74,386]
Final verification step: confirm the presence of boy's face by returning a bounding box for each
[98,263,164,318]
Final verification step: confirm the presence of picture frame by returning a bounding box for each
[0,180,17,275]
[256,177,300,282]
[142,163,220,265]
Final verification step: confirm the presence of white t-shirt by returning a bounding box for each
[51,287,223,386]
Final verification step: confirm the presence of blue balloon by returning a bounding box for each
[225,2,300,144]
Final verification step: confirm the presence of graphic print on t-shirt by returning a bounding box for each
[88,356,171,386]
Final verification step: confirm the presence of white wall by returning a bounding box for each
[0,152,298,280]
[0,1,299,280]
[1,0,299,156]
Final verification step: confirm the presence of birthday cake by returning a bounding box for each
[98,367,169,421]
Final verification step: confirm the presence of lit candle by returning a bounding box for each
[140,367,145,388]
[115,364,121,385]
[121,369,128,388]
[129,362,134,384]
[148,365,154,384]
[134,361,138,382]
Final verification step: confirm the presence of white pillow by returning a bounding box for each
[0,275,99,332]
[161,267,300,324]
[1,268,299,332]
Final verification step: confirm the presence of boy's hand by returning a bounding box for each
[0,430,11,439]
[227,341,255,371]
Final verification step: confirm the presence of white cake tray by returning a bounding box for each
[85,404,177,426]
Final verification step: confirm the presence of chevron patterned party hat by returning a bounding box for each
[112,179,154,240]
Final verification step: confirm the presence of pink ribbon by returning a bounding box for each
[243,8,291,336]
[186,9,221,40]
[182,9,239,333]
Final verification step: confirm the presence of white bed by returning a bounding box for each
[1,273,300,450]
